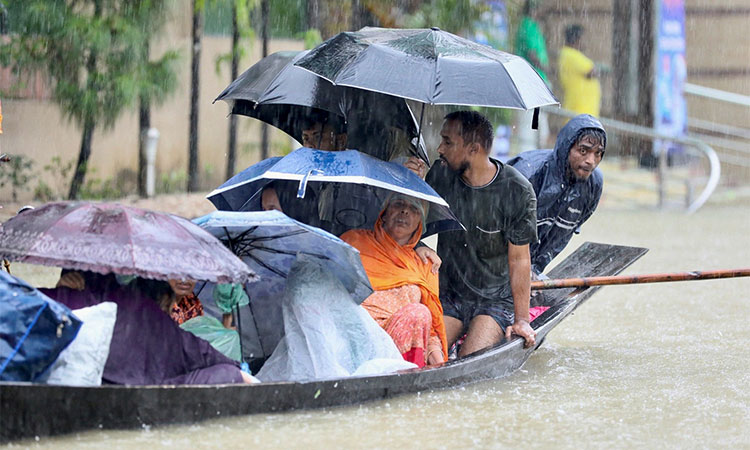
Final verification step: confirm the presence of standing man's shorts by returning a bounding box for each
[441,290,514,332]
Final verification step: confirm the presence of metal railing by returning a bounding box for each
[684,83,750,108]
[543,107,720,214]
[684,83,750,173]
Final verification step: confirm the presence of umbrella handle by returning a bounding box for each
[297,169,323,198]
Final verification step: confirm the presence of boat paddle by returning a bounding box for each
[531,268,750,290]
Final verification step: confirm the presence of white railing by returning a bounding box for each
[543,107,720,214]
[684,83,750,108]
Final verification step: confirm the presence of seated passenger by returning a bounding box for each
[255,254,416,382]
[42,272,255,385]
[261,185,284,212]
[161,279,202,324]
[341,194,447,367]
[301,114,348,151]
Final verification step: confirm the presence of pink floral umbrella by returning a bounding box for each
[0,202,257,284]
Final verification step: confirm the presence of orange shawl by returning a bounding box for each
[341,214,447,358]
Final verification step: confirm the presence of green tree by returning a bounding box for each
[124,0,180,198]
[1,0,152,199]
[188,0,204,192]
[214,0,257,180]
[0,154,34,202]
[403,0,485,35]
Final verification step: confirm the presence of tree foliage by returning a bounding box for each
[1,0,178,198]
[124,0,180,109]
[7,2,135,127]
[403,0,486,35]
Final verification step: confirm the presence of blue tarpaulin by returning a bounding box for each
[0,271,81,381]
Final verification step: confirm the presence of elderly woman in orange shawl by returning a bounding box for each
[341,194,447,367]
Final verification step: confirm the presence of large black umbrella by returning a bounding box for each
[215,50,427,162]
[295,27,559,110]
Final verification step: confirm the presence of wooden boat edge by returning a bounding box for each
[0,242,648,442]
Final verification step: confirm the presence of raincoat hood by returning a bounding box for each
[507,114,606,274]
[552,114,606,176]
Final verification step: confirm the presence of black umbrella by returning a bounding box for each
[294,27,559,110]
[215,50,427,162]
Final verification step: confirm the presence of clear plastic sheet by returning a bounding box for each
[257,255,416,382]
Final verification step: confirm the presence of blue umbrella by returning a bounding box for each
[193,210,373,359]
[0,271,82,381]
[206,147,463,237]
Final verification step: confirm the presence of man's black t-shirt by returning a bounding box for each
[426,159,537,309]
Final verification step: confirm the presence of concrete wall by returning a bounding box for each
[538,0,750,120]
[3,0,748,202]
[1,4,303,202]
[537,0,750,181]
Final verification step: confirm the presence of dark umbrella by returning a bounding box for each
[0,202,256,284]
[295,27,559,109]
[215,50,427,162]
[193,210,373,359]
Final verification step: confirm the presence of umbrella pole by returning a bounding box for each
[416,102,429,166]
[220,227,251,364]
[242,284,266,359]
[234,303,244,361]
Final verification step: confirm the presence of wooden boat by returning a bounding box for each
[0,242,647,442]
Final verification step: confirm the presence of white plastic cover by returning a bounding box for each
[45,302,117,386]
[256,254,416,382]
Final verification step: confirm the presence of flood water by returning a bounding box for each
[7,203,750,449]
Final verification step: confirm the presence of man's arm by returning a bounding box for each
[415,246,441,274]
[505,242,537,348]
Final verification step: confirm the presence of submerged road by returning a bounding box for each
[14,203,750,448]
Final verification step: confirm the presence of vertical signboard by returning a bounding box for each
[471,0,509,50]
[654,0,687,156]
[471,0,511,160]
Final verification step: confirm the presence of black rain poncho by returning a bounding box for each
[508,114,605,274]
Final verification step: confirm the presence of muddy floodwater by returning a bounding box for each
[7,203,750,449]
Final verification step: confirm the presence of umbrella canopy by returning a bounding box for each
[0,202,256,284]
[215,50,427,162]
[193,210,374,359]
[193,210,372,303]
[295,27,559,109]
[206,147,464,237]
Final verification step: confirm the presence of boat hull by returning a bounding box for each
[0,242,647,442]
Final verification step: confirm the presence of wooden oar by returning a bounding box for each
[531,268,750,290]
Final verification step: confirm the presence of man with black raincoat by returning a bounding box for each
[507,114,606,276]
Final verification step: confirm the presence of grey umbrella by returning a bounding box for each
[294,27,559,110]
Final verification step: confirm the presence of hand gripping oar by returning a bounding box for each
[531,268,750,290]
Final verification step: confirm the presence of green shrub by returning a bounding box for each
[0,154,34,202]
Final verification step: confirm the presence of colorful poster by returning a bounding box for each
[471,1,511,159]
[654,0,687,154]
[471,0,509,51]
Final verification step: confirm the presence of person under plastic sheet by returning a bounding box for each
[341,194,447,368]
[42,272,256,385]
[255,254,417,382]
[507,114,606,277]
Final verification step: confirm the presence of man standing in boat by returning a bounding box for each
[425,111,538,355]
[507,114,606,276]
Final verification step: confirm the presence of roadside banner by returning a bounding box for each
[654,0,687,156]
